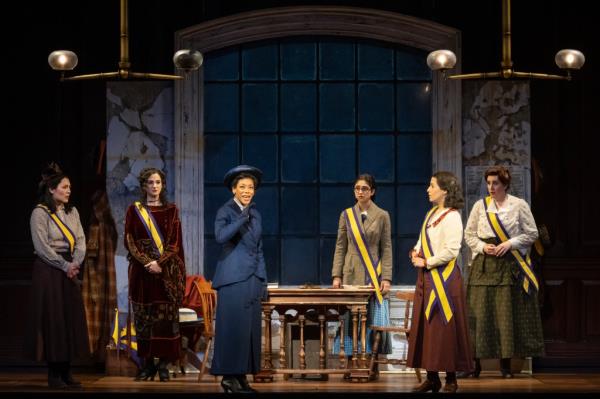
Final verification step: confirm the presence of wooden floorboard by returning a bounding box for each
[1,371,599,395]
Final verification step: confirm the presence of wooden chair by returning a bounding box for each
[368,291,421,382]
[193,279,217,381]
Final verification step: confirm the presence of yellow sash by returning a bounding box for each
[421,206,456,324]
[483,196,539,294]
[37,204,75,255]
[133,201,164,256]
[344,207,383,304]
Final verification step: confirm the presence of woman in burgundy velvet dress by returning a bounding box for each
[124,168,186,382]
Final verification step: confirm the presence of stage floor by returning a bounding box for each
[1,370,599,395]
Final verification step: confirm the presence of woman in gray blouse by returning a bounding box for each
[463,166,544,378]
[24,163,89,388]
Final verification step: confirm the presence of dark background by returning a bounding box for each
[1,0,597,367]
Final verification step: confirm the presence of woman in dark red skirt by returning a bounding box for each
[407,171,473,393]
[25,163,89,388]
[125,168,186,382]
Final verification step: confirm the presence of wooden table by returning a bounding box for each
[256,287,374,383]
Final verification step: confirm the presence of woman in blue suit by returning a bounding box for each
[211,165,267,393]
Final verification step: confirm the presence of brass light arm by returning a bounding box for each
[448,72,502,80]
[511,71,570,81]
[426,0,584,81]
[49,0,201,81]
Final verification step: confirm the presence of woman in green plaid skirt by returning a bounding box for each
[464,166,544,378]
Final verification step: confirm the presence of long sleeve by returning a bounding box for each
[71,207,87,266]
[464,200,487,255]
[508,198,539,251]
[413,235,422,254]
[214,206,248,244]
[124,205,153,266]
[379,211,393,281]
[426,211,463,268]
[157,206,184,266]
[331,212,348,279]
[30,208,69,272]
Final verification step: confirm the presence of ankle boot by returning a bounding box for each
[500,358,514,378]
[443,372,458,393]
[48,363,67,389]
[413,371,441,393]
[237,374,257,393]
[221,376,245,393]
[59,362,81,388]
[457,358,481,379]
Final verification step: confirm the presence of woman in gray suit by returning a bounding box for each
[332,174,393,371]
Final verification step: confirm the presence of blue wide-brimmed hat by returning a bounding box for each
[223,165,263,189]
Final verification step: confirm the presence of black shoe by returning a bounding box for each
[457,359,481,379]
[157,360,170,382]
[412,379,442,393]
[500,358,513,378]
[48,365,67,389]
[501,369,514,378]
[61,372,82,388]
[237,375,257,393]
[59,363,81,388]
[134,360,157,381]
[221,376,246,393]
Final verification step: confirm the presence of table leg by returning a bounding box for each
[351,307,359,369]
[279,313,286,370]
[319,314,325,370]
[360,307,367,368]
[299,315,306,370]
[263,305,273,370]
[338,314,346,369]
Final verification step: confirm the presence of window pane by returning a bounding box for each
[281,186,317,234]
[397,134,432,183]
[281,83,317,132]
[396,48,431,81]
[203,186,233,234]
[319,83,355,132]
[281,135,316,183]
[358,83,394,131]
[204,48,239,81]
[204,84,239,132]
[319,187,354,234]
[204,135,238,183]
[397,185,429,235]
[242,43,278,80]
[358,43,394,80]
[396,83,432,131]
[319,41,355,80]
[320,237,337,285]
[242,83,278,132]
[359,135,395,183]
[242,135,278,183]
[320,135,356,183]
[254,186,279,235]
[281,41,316,80]
[281,238,319,285]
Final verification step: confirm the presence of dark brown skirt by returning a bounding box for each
[407,266,474,372]
[24,256,90,362]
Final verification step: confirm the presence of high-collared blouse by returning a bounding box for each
[464,194,538,258]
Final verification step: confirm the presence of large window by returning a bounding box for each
[203,37,432,285]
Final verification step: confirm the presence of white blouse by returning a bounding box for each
[464,194,538,258]
[414,209,463,269]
